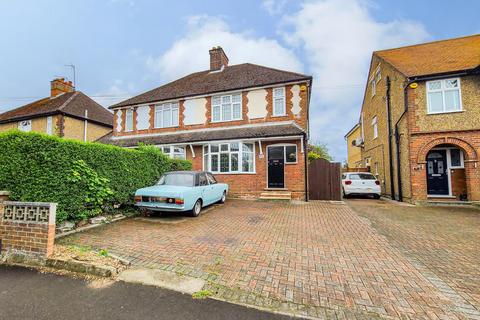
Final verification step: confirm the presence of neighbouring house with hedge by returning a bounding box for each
[0,78,113,142]
[0,131,191,222]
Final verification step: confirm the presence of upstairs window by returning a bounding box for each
[212,94,242,122]
[125,109,133,132]
[273,87,286,116]
[372,116,378,139]
[155,102,179,128]
[427,78,462,114]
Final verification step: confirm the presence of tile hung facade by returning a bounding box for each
[349,34,480,203]
[101,47,313,200]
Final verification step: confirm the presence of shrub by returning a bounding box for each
[0,131,191,222]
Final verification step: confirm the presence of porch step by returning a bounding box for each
[259,191,292,201]
[426,200,475,206]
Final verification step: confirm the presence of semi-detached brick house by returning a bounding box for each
[0,78,113,141]
[100,47,313,200]
[352,34,480,203]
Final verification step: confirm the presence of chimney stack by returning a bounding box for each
[50,78,75,97]
[209,46,229,71]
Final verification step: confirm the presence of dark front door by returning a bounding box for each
[268,146,284,188]
[426,150,449,195]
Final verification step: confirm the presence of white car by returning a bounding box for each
[342,172,381,199]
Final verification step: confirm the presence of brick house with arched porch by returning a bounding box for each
[350,34,480,203]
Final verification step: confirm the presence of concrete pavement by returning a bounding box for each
[0,265,294,320]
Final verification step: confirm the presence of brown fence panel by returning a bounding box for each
[308,159,342,200]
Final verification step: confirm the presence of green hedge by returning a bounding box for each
[0,131,191,222]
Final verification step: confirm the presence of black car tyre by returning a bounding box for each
[373,194,381,199]
[191,199,202,217]
[219,191,227,204]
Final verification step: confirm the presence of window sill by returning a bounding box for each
[427,110,464,115]
[153,125,180,129]
[272,114,287,118]
[211,118,243,124]
[211,172,257,175]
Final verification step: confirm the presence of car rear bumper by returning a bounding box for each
[343,186,381,195]
[135,202,187,212]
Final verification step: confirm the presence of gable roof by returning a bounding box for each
[0,92,113,127]
[111,63,311,109]
[375,34,480,78]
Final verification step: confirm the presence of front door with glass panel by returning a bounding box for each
[426,150,449,195]
[268,146,284,188]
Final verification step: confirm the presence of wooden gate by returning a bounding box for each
[308,158,342,200]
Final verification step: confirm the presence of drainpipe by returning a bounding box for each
[386,76,395,199]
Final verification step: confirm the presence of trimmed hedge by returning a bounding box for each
[0,131,191,222]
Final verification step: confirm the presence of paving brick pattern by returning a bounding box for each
[60,200,480,319]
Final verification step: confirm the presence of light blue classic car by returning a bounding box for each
[134,171,228,217]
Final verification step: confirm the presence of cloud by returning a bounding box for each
[92,80,132,108]
[262,0,288,15]
[146,15,303,81]
[281,0,429,160]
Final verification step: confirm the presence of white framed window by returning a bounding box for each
[161,145,186,160]
[18,120,32,132]
[267,144,298,164]
[374,162,379,176]
[375,67,381,83]
[427,78,462,114]
[211,93,242,122]
[372,116,378,139]
[155,102,179,128]
[273,87,286,116]
[449,148,464,168]
[203,142,255,173]
[125,109,133,132]
[46,116,53,135]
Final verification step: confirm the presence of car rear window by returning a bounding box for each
[157,173,194,187]
[349,173,376,180]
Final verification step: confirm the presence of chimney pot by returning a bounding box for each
[209,46,229,71]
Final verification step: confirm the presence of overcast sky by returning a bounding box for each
[1,0,479,161]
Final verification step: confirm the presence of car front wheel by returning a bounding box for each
[219,191,226,204]
[191,199,202,217]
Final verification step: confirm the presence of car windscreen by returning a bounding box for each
[157,173,194,187]
[349,173,376,180]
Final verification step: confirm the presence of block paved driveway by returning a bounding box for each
[59,199,480,319]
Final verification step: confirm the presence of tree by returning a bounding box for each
[308,142,333,162]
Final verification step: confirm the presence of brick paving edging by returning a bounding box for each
[108,255,387,320]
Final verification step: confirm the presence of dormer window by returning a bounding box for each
[211,93,242,122]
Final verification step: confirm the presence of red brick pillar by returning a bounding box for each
[0,202,57,258]
[465,161,480,201]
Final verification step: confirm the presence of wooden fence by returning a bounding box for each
[308,159,342,201]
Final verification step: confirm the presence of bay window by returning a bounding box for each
[427,78,462,114]
[212,93,242,122]
[273,87,286,116]
[204,142,255,173]
[155,102,179,128]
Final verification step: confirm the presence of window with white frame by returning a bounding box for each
[268,145,297,163]
[273,87,286,116]
[46,116,53,135]
[18,120,32,132]
[211,94,242,122]
[203,142,254,173]
[370,78,376,97]
[125,109,133,131]
[161,145,186,159]
[155,102,179,128]
[427,78,462,114]
[372,116,378,139]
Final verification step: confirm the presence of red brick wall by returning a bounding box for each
[451,168,467,199]
[185,140,306,200]
[0,203,56,258]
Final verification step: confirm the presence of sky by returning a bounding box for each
[1,0,479,161]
